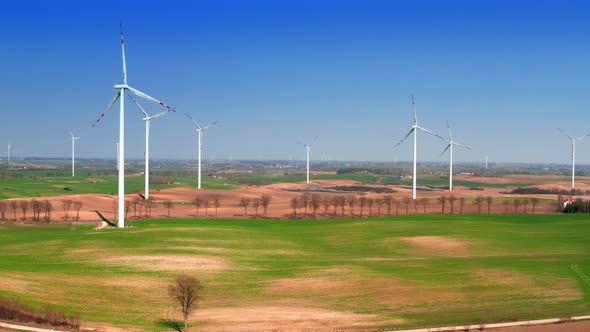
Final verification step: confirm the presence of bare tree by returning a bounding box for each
[473,196,485,214]
[448,196,457,214]
[513,199,521,214]
[0,202,7,221]
[359,197,367,217]
[402,197,411,214]
[531,197,540,214]
[260,195,271,217]
[163,201,174,217]
[252,198,261,218]
[338,197,346,216]
[367,198,374,216]
[145,199,154,217]
[321,196,331,216]
[192,197,203,216]
[43,200,53,223]
[61,200,73,221]
[168,275,204,332]
[419,198,429,213]
[124,200,131,220]
[438,196,447,214]
[383,196,393,216]
[459,197,465,214]
[503,199,511,214]
[30,199,39,222]
[486,196,493,214]
[10,201,18,221]
[290,197,299,217]
[212,196,221,216]
[310,194,321,219]
[203,199,210,216]
[18,200,29,221]
[301,193,311,214]
[395,199,400,215]
[73,201,83,221]
[131,198,139,218]
[347,196,357,216]
[375,198,384,216]
[522,198,529,214]
[239,198,251,216]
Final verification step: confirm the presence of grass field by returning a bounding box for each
[0,215,589,331]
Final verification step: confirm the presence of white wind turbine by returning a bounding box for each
[559,128,590,189]
[7,143,10,165]
[440,121,470,191]
[395,94,443,199]
[128,94,175,200]
[68,130,80,177]
[92,24,175,228]
[186,114,217,189]
[304,143,312,184]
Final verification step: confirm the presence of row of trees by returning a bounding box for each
[238,195,272,217]
[0,199,84,223]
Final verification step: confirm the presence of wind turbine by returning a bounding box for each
[304,143,312,184]
[559,128,590,189]
[440,121,470,191]
[7,143,10,165]
[186,113,217,189]
[128,94,174,200]
[394,94,443,199]
[92,24,175,228]
[68,130,80,177]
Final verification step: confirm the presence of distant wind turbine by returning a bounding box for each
[7,143,10,165]
[440,121,470,191]
[68,130,80,177]
[395,94,443,199]
[186,113,218,189]
[304,144,312,184]
[92,24,175,228]
[128,94,175,200]
[559,128,590,189]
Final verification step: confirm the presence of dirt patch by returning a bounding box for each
[398,236,471,256]
[268,277,355,295]
[99,255,229,272]
[194,305,404,331]
[0,274,30,293]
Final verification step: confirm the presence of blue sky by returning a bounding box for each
[1,0,589,164]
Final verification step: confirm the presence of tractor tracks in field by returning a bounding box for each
[571,264,590,289]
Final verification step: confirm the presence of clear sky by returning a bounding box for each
[1,0,589,164]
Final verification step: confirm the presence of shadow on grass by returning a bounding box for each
[157,318,183,331]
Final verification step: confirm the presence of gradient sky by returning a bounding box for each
[1,0,590,164]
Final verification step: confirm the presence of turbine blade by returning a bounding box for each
[202,121,218,130]
[127,93,149,118]
[120,23,127,85]
[575,133,590,141]
[68,129,75,138]
[185,113,201,129]
[150,109,173,120]
[394,128,415,148]
[559,128,574,140]
[92,91,121,127]
[411,94,417,124]
[440,144,451,157]
[453,142,471,150]
[446,120,453,141]
[417,126,444,140]
[127,86,175,111]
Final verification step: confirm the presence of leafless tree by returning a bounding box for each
[310,194,321,218]
[301,193,311,214]
[321,196,331,215]
[168,275,204,332]
[438,196,447,214]
[260,195,271,217]
[0,202,7,221]
[347,196,357,216]
[419,198,429,213]
[145,199,154,218]
[61,200,73,221]
[359,197,367,217]
[448,196,457,214]
[10,201,18,221]
[503,199,511,214]
[203,199,210,216]
[402,197,411,214]
[332,197,339,215]
[43,200,53,223]
[31,199,41,222]
[531,197,540,214]
[18,200,28,221]
[239,198,251,216]
[383,196,393,216]
[395,199,400,215]
[125,200,131,219]
[252,198,261,218]
[212,196,221,216]
[486,196,493,214]
[163,201,174,217]
[375,198,384,216]
[522,198,529,214]
[459,197,465,214]
[338,196,346,216]
[513,199,521,214]
[192,197,203,216]
[131,199,139,218]
[290,197,299,217]
[73,201,83,221]
[473,196,485,214]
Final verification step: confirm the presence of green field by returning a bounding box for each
[0,215,589,331]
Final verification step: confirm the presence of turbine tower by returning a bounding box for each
[68,130,80,177]
[128,94,174,200]
[440,121,470,191]
[92,24,175,228]
[395,94,443,199]
[559,128,589,189]
[304,144,312,184]
[186,113,217,189]
[7,143,10,165]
